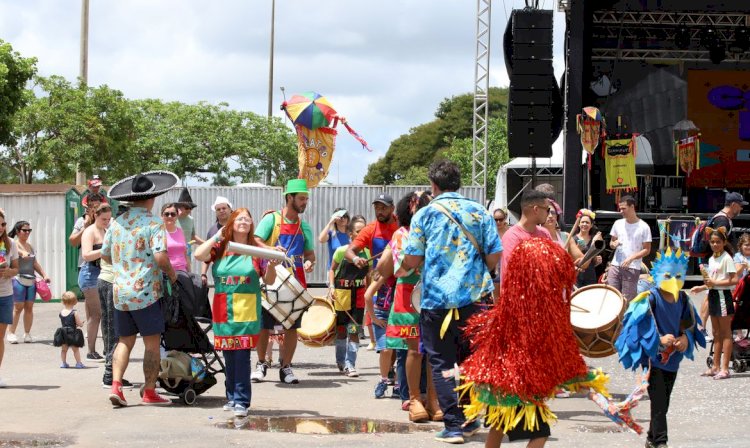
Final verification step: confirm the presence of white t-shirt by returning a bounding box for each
[708,251,736,291]
[610,218,652,268]
[0,240,19,297]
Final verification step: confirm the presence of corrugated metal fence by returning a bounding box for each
[0,192,67,299]
[1,185,485,296]
[158,185,485,285]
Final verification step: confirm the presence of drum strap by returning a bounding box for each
[328,289,359,327]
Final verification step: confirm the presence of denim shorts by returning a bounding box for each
[371,307,390,353]
[13,278,37,302]
[0,295,13,324]
[78,263,101,291]
[113,301,164,338]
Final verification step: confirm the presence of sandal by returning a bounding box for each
[713,371,731,380]
[701,369,717,377]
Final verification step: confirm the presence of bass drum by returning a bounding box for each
[297,297,337,348]
[262,265,315,330]
[570,284,625,358]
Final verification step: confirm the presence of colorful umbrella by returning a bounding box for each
[282,92,337,130]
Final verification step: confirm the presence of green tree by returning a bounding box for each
[1,76,135,183]
[228,113,298,186]
[364,87,508,185]
[442,117,510,193]
[0,40,37,145]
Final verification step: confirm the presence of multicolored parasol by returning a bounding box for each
[282,92,337,130]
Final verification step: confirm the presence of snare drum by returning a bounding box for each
[262,265,315,330]
[570,284,626,358]
[297,297,337,348]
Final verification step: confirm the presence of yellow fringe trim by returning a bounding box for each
[457,369,611,433]
[564,368,611,398]
[457,381,556,433]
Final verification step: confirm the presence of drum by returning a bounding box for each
[570,284,626,358]
[410,281,422,313]
[262,265,315,330]
[297,297,337,348]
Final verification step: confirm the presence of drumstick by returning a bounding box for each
[571,303,591,313]
[364,251,383,263]
[564,215,582,252]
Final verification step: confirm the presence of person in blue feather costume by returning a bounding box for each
[615,247,706,448]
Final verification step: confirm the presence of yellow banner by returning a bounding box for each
[604,137,637,192]
[295,125,337,188]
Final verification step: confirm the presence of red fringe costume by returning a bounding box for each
[458,238,609,432]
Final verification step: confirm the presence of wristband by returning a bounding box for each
[201,274,207,278]
[353,256,362,264]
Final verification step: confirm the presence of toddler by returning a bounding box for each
[53,291,85,368]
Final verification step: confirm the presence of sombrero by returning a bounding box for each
[108,171,179,202]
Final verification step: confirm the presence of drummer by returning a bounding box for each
[252,179,316,385]
[328,215,369,377]
[194,208,280,417]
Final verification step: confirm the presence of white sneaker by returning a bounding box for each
[23,333,34,343]
[234,404,248,417]
[7,333,18,344]
[251,361,269,383]
[0,377,6,388]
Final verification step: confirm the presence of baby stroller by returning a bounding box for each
[706,276,750,373]
[156,271,225,405]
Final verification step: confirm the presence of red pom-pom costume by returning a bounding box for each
[458,238,610,433]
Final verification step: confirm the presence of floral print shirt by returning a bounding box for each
[404,192,502,310]
[101,207,166,311]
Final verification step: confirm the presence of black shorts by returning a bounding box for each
[336,307,364,328]
[261,307,302,330]
[113,301,164,338]
[708,289,735,317]
[503,407,551,442]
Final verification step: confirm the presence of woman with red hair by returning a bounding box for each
[195,208,279,417]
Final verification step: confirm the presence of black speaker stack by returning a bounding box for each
[506,9,556,158]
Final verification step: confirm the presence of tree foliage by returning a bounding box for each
[443,117,509,193]
[0,75,298,185]
[0,40,37,146]
[364,87,509,185]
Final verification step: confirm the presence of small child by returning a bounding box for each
[53,291,85,368]
[691,228,737,379]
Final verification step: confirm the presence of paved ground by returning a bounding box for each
[0,291,748,447]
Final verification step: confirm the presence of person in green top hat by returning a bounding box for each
[252,178,317,385]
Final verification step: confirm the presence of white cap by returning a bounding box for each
[212,196,232,210]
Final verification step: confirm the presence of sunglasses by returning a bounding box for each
[0,223,6,227]
[162,212,177,218]
[19,228,32,233]
[494,218,506,223]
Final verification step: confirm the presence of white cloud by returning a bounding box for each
[0,0,566,184]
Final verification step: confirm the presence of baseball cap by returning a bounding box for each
[88,176,102,188]
[372,193,394,207]
[726,192,748,206]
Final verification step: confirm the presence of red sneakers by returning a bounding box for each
[142,389,172,406]
[109,382,128,407]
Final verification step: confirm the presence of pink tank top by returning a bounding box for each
[166,228,188,271]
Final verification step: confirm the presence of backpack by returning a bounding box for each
[689,211,729,258]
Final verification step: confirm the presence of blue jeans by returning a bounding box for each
[223,349,251,408]
[396,349,409,400]
[335,338,359,370]
[371,307,390,352]
[420,302,482,432]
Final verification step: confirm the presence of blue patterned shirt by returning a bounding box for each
[404,192,502,310]
[101,207,166,311]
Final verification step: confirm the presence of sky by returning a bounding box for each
[0,0,565,185]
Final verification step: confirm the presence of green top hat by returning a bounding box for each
[283,179,309,195]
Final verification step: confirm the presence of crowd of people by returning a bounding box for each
[0,164,747,448]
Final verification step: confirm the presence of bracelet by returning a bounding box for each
[201,274,207,278]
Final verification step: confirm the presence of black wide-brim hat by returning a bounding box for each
[108,170,179,202]
[177,187,197,209]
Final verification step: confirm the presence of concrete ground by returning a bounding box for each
[0,290,748,447]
